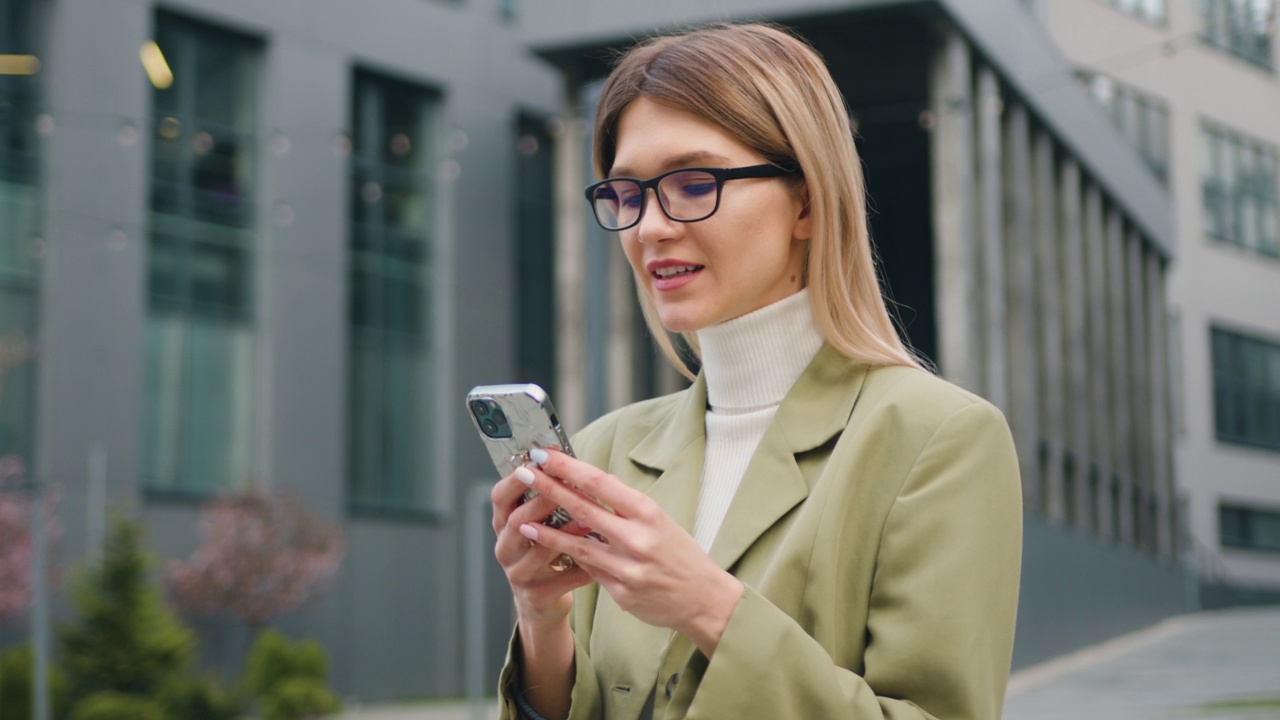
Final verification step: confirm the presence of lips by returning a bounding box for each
[647,260,705,291]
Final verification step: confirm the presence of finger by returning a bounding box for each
[521,465,627,540]
[533,449,648,517]
[521,522,624,580]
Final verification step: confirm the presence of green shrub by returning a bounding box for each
[0,644,69,720]
[156,672,245,720]
[59,520,194,703]
[261,677,341,720]
[246,629,327,696]
[68,691,164,720]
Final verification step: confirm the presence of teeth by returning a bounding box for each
[654,265,700,278]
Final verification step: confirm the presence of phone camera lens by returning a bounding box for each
[470,400,489,417]
[480,419,500,437]
[491,408,507,425]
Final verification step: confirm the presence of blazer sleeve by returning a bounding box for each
[495,630,603,720]
[676,400,1023,720]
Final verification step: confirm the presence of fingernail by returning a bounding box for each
[514,466,535,485]
[519,524,539,542]
[529,448,549,465]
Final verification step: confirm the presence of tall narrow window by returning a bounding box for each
[1201,120,1280,259]
[347,71,440,512]
[0,0,41,462]
[1212,326,1280,452]
[144,15,260,494]
[1202,0,1276,68]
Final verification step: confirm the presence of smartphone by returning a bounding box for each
[467,383,576,528]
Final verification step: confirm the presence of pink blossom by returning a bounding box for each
[167,486,346,627]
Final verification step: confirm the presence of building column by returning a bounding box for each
[976,66,1006,409]
[554,88,589,434]
[1105,209,1133,544]
[1059,160,1091,531]
[1145,251,1174,557]
[1003,103,1039,508]
[930,29,979,391]
[1084,186,1112,539]
[1032,132,1065,523]
[1126,230,1150,551]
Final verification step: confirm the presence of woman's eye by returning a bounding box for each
[674,178,717,197]
[619,190,643,208]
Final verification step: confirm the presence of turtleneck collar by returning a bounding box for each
[696,289,825,413]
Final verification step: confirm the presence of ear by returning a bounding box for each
[792,183,813,242]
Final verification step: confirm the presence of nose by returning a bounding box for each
[634,187,679,245]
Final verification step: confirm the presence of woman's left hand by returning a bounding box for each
[516,448,745,658]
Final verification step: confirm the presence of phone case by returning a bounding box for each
[466,383,576,477]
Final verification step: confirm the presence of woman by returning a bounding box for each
[491,22,1021,720]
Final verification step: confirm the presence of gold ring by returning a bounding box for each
[550,554,575,571]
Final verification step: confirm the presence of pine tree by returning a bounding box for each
[59,519,194,705]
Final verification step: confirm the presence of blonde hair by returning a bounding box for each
[593,23,928,379]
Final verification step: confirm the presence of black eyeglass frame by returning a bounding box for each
[583,162,802,232]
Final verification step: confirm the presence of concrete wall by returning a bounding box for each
[33,0,561,701]
[1016,514,1190,668]
[1038,0,1280,593]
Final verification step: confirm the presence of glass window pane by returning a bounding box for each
[347,70,439,511]
[145,14,259,494]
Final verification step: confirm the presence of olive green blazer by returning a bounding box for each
[499,344,1022,720]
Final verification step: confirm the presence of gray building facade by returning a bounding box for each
[2,0,1198,704]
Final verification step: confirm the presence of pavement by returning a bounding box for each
[1004,607,1280,719]
[340,607,1280,720]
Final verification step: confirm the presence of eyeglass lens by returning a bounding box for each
[590,170,719,231]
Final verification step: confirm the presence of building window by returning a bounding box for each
[1202,0,1276,68]
[1202,121,1280,258]
[1105,0,1167,23]
[144,14,261,494]
[1221,503,1280,552]
[1077,71,1170,185]
[0,0,41,462]
[347,71,440,512]
[1212,327,1280,452]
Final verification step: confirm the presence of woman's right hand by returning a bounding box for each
[492,465,594,628]
[493,465,593,720]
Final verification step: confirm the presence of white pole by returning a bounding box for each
[87,443,107,563]
[32,480,50,720]
[466,481,492,720]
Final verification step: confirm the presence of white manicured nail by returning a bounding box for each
[529,448,549,465]
[514,466,535,485]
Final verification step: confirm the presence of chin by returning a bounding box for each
[655,305,710,334]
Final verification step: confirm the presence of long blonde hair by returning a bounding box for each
[593,23,928,379]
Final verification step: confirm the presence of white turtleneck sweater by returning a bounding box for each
[691,289,825,551]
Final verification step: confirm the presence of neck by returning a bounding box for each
[696,289,824,413]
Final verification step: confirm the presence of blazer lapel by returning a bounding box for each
[623,344,869,569]
[627,373,709,533]
[708,344,870,571]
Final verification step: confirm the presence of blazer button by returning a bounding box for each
[664,673,679,699]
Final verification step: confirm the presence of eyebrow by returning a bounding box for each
[609,150,735,178]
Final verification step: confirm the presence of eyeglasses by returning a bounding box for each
[584,163,801,232]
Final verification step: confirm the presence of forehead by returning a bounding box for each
[610,97,759,176]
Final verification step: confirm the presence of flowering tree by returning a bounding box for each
[0,457,31,623]
[167,487,346,628]
[0,456,59,625]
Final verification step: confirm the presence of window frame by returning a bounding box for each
[1211,325,1280,453]
[345,68,449,517]
[142,12,264,496]
[1200,118,1280,260]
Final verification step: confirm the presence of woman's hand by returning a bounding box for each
[515,449,745,658]
[491,467,594,628]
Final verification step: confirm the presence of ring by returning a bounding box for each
[524,539,535,549]
[550,554,575,571]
